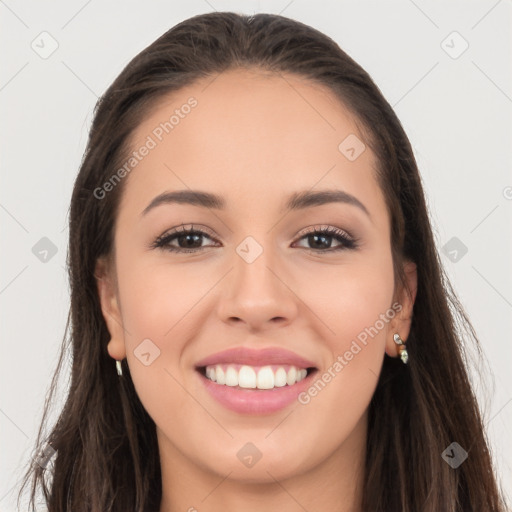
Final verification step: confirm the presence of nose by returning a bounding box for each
[216,241,299,332]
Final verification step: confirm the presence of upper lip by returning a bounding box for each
[195,347,317,369]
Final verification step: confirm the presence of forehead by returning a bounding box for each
[118,68,384,222]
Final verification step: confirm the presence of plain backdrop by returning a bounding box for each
[1,0,511,509]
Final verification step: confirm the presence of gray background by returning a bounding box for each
[1,0,511,509]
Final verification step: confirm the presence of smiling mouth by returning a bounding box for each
[196,364,318,390]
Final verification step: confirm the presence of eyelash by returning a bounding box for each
[150,224,359,254]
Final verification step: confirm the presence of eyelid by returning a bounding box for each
[164,223,218,239]
[296,224,355,240]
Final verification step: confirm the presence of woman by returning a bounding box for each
[17,11,507,512]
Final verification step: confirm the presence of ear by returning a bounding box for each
[385,260,417,358]
[95,256,126,361]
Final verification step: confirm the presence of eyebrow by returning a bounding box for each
[140,189,371,219]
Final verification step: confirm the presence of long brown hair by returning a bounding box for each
[17,11,507,511]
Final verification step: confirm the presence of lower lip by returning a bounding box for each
[197,369,316,415]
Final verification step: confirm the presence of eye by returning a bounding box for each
[293,225,358,252]
[150,224,359,253]
[150,224,219,253]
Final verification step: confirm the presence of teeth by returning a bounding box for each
[204,364,309,389]
[225,367,238,387]
[257,366,274,389]
[286,366,297,386]
[238,366,256,388]
[205,366,216,381]
[274,367,287,387]
[216,366,225,385]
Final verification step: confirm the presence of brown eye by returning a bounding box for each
[151,225,219,253]
[294,226,358,252]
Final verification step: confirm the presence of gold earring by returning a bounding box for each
[393,333,408,364]
[116,359,123,377]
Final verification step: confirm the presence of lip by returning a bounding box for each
[194,346,318,415]
[194,346,317,369]
[196,367,318,415]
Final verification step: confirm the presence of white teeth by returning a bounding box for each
[204,364,310,389]
[256,366,274,389]
[286,366,297,386]
[238,365,257,388]
[225,367,238,387]
[274,367,287,387]
[216,366,225,385]
[206,366,216,382]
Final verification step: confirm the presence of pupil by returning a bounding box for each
[310,234,330,249]
[182,234,201,247]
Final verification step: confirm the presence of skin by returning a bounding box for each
[95,68,417,512]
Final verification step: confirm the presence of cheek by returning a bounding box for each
[116,253,212,342]
[334,263,395,349]
[298,251,395,353]
[301,260,394,406]
[113,253,214,413]
[293,253,395,423]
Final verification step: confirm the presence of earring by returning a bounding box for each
[393,333,408,364]
[116,359,123,377]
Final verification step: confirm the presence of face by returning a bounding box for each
[96,68,416,485]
